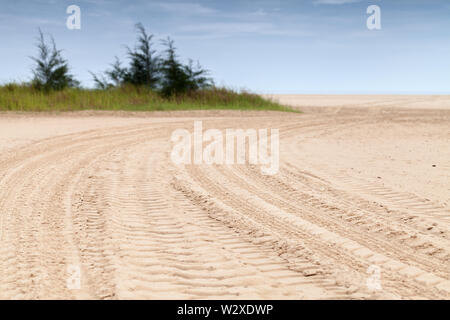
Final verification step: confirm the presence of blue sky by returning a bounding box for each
[1,0,449,93]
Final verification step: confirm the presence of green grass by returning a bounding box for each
[0,83,295,113]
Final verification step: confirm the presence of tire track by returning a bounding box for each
[0,109,448,299]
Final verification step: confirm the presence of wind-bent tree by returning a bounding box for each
[30,29,79,91]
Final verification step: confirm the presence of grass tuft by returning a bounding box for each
[0,83,296,113]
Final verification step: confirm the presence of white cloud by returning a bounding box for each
[0,13,61,26]
[148,2,216,15]
[313,0,361,4]
[178,22,312,39]
[252,9,268,17]
[181,22,273,34]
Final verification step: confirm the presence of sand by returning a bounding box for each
[0,97,449,299]
[263,94,450,111]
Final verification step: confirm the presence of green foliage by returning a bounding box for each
[90,57,127,89]
[183,60,213,92]
[91,24,212,96]
[6,24,295,114]
[91,23,160,89]
[124,23,160,88]
[30,29,79,91]
[159,38,212,97]
[0,83,295,113]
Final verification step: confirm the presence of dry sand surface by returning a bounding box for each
[0,97,449,299]
[263,94,450,111]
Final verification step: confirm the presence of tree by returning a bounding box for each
[90,57,127,89]
[89,23,212,94]
[184,59,213,92]
[125,23,160,88]
[159,38,188,96]
[160,38,212,97]
[90,24,160,89]
[30,29,79,91]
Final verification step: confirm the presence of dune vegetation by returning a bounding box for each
[0,24,294,113]
[0,83,292,112]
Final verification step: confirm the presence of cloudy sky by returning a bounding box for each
[1,0,449,93]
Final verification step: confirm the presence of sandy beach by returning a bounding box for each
[0,96,449,299]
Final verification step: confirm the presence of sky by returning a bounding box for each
[0,0,449,94]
